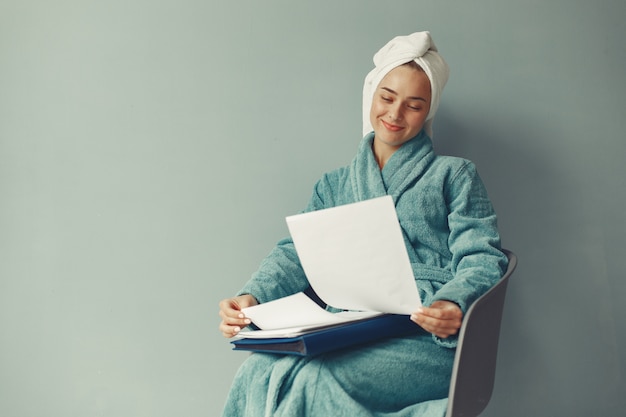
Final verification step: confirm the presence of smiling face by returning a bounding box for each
[369,64,432,163]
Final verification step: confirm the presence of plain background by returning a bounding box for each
[1,1,625,416]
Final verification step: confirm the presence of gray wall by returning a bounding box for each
[1,1,624,416]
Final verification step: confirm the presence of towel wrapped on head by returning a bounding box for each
[362,31,450,138]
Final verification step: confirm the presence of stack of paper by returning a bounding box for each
[239,196,421,339]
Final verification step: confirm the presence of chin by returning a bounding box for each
[379,134,409,146]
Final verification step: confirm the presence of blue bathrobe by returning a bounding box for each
[222,131,508,417]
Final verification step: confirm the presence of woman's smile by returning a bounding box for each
[381,120,404,132]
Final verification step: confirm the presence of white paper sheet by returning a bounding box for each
[240,292,382,336]
[240,196,422,336]
[286,196,421,315]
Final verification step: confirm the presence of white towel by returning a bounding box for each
[362,31,449,138]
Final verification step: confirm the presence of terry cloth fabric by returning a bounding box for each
[362,31,450,138]
[227,131,508,416]
[238,131,507,326]
[223,338,453,417]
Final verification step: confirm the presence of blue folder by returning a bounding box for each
[231,314,419,356]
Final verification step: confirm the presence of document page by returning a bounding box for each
[286,196,421,315]
[240,292,382,338]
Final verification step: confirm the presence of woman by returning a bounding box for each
[218,31,508,417]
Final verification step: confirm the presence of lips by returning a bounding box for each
[381,120,404,132]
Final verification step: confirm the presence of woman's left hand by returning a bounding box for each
[410,300,463,339]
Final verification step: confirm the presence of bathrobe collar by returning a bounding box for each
[350,130,436,202]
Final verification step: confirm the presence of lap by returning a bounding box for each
[224,331,455,416]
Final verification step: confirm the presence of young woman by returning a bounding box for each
[218,31,508,417]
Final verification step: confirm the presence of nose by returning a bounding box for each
[388,104,402,121]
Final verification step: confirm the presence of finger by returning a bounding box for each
[416,319,459,338]
[218,296,257,338]
[416,307,444,319]
[411,309,455,326]
[417,306,461,320]
[219,299,244,316]
[219,298,254,321]
[219,320,245,338]
[431,301,463,315]
[414,319,460,336]
[219,310,251,327]
[410,313,462,336]
[218,307,245,320]
[417,315,462,332]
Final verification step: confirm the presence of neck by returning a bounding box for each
[372,138,401,170]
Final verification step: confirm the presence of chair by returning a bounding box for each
[303,250,518,416]
[445,249,518,417]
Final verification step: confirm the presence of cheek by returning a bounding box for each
[369,103,380,124]
[370,101,386,119]
[407,113,428,130]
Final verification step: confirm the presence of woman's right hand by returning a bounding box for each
[218,294,259,338]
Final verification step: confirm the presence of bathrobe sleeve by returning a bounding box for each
[236,179,332,304]
[236,237,309,304]
[433,161,508,313]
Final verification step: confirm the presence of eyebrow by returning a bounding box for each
[381,87,427,102]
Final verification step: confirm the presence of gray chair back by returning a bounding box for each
[445,249,518,417]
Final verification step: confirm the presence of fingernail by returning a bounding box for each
[233,327,240,333]
[237,313,244,319]
[244,319,251,324]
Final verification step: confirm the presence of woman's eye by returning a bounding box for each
[381,96,392,102]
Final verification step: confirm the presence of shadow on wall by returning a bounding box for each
[431,110,623,415]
